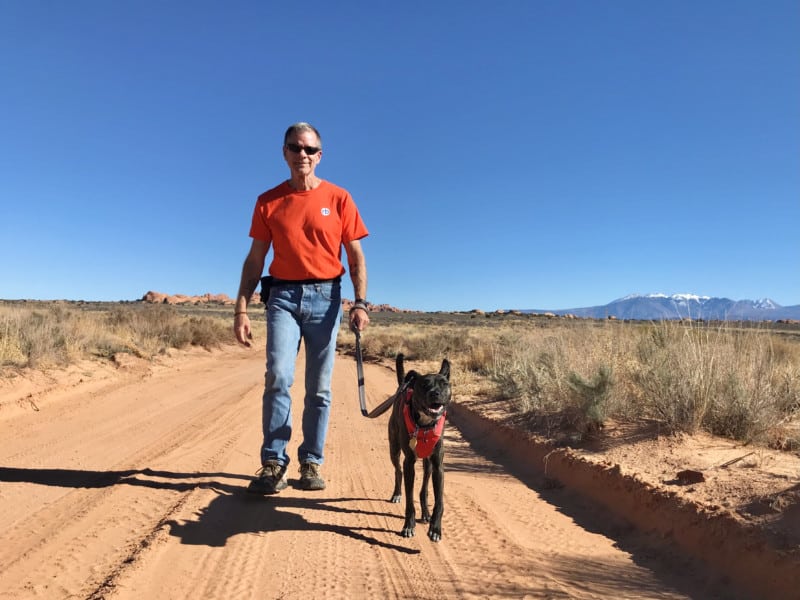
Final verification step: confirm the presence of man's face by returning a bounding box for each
[283,130,322,177]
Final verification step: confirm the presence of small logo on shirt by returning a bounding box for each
[321,208,331,216]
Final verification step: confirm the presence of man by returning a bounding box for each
[234,122,369,494]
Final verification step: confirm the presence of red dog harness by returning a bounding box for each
[402,387,446,458]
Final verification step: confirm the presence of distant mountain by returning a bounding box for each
[522,294,800,321]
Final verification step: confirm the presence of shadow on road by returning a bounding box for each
[165,491,418,553]
[0,466,248,492]
[0,465,419,554]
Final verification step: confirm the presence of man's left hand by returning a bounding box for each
[349,306,370,332]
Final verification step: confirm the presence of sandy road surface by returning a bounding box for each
[1,346,747,599]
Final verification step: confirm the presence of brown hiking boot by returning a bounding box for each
[298,462,325,491]
[246,460,288,495]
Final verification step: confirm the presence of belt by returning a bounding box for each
[269,276,341,286]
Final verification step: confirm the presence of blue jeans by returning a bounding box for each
[261,280,342,468]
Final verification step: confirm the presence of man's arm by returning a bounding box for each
[345,239,369,331]
[234,238,270,347]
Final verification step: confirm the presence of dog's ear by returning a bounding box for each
[404,369,419,386]
[395,353,405,387]
[439,359,451,381]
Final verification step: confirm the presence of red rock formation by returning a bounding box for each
[141,292,406,312]
[140,291,245,305]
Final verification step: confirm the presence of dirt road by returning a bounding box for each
[0,346,748,599]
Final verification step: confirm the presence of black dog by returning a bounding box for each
[387,353,451,542]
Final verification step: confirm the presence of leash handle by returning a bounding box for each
[355,330,368,416]
[354,331,400,419]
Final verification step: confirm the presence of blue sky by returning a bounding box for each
[2,1,798,312]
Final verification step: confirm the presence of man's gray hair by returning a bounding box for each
[284,122,322,147]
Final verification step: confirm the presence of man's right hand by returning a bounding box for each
[234,313,253,347]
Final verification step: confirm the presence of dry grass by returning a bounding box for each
[0,302,235,369]
[630,321,800,445]
[344,315,800,448]
[3,302,799,450]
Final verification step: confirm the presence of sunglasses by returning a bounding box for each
[285,143,321,156]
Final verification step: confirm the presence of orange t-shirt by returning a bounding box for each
[249,180,368,280]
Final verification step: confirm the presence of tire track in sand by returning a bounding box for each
[0,349,263,599]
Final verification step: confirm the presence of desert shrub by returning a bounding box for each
[630,323,716,433]
[0,306,93,368]
[20,310,66,367]
[92,333,140,359]
[0,303,234,370]
[339,323,479,363]
[105,306,137,329]
[337,324,411,360]
[482,330,571,419]
[183,316,232,348]
[566,366,612,434]
[707,331,800,444]
[486,324,628,429]
[629,321,800,442]
[409,328,477,361]
[0,311,26,365]
[461,341,496,374]
[103,305,232,355]
[775,370,800,416]
[489,335,566,414]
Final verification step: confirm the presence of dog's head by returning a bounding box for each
[396,354,451,422]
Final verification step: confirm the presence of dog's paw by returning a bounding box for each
[419,514,430,523]
[389,494,401,503]
[400,525,415,538]
[428,526,442,542]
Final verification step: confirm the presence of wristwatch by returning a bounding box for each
[351,299,368,312]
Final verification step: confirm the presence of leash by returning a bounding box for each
[355,330,368,416]
[354,330,399,418]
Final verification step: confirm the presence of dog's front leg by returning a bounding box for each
[400,451,417,537]
[389,429,403,503]
[419,458,431,523]
[428,445,445,542]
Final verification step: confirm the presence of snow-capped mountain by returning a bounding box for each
[524,294,800,321]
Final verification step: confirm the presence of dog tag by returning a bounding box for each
[409,437,417,451]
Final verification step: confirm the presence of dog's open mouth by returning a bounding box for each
[424,403,446,418]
